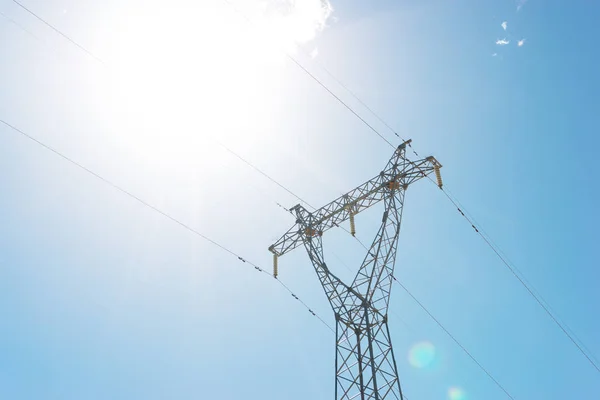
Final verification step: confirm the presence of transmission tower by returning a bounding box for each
[269,140,442,400]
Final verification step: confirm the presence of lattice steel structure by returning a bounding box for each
[269,141,442,400]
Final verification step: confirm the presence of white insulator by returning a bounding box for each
[434,165,443,188]
[349,212,356,236]
[273,254,279,278]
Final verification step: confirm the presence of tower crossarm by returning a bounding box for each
[268,144,441,260]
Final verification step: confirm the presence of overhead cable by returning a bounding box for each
[12,0,598,379]
[0,118,333,333]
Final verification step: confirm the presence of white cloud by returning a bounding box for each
[310,47,319,58]
[496,39,510,45]
[262,0,333,45]
[492,53,498,57]
[501,21,507,31]
[518,39,526,47]
[517,0,528,11]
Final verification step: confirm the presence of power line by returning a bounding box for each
[10,0,598,380]
[342,225,515,397]
[443,184,591,343]
[6,0,395,240]
[11,0,105,64]
[216,140,367,241]
[0,1,344,334]
[391,275,514,399]
[402,156,600,373]
[298,48,405,142]
[284,55,395,148]
[0,117,333,333]
[226,34,597,380]
[210,7,599,370]
[225,0,600,372]
[0,8,39,40]
[226,2,600,371]
[11,0,381,151]
[318,35,600,374]
[219,0,396,148]
[0,117,488,400]
[216,140,316,210]
[2,20,512,393]
[276,278,333,332]
[4,0,348,219]
[323,69,600,372]
[438,186,600,374]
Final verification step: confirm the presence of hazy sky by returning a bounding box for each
[1,0,599,399]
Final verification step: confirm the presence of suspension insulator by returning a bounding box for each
[434,165,443,188]
[273,254,279,278]
[349,212,356,236]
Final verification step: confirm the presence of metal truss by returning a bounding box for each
[269,140,441,400]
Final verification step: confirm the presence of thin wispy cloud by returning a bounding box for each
[518,39,526,47]
[501,21,508,31]
[310,47,319,58]
[496,39,510,45]
[517,0,528,11]
[492,53,498,57]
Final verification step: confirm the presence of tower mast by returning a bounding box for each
[269,141,442,399]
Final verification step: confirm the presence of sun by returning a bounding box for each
[90,0,332,170]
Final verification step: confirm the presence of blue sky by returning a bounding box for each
[1,0,599,399]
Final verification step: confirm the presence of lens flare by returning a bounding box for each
[448,387,467,400]
[408,341,436,368]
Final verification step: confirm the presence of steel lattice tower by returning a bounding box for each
[269,141,442,400]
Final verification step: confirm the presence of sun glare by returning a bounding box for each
[91,0,332,170]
